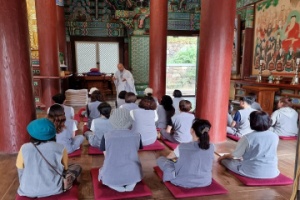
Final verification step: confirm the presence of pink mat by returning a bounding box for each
[68,149,81,158]
[154,166,228,198]
[15,184,78,200]
[228,170,293,186]
[74,114,80,124]
[82,117,88,122]
[161,139,178,150]
[140,140,164,151]
[279,136,297,140]
[77,108,88,122]
[227,134,240,141]
[88,146,104,155]
[83,125,89,133]
[90,168,152,200]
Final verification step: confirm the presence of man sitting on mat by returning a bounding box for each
[227,96,256,137]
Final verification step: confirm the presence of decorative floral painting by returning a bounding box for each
[253,0,300,76]
[232,16,241,75]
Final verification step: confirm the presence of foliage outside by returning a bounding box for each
[166,37,197,94]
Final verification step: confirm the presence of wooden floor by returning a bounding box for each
[0,106,296,200]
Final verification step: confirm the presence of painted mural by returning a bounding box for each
[64,0,200,37]
[26,0,39,60]
[253,0,300,76]
[232,16,240,75]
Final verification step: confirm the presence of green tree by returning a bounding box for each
[168,46,197,64]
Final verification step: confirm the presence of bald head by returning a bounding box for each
[117,63,125,72]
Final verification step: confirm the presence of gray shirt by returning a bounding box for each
[99,129,142,186]
[87,101,102,128]
[236,107,256,136]
[120,103,139,111]
[270,107,299,136]
[232,130,280,178]
[56,120,80,153]
[172,97,184,114]
[160,142,214,188]
[89,118,114,147]
[251,102,262,111]
[171,112,195,143]
[17,142,65,198]
[131,109,157,146]
[156,105,168,129]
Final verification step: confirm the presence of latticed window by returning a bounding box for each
[75,41,119,74]
[99,42,119,73]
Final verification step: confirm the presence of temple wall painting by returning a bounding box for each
[232,16,241,75]
[26,0,39,61]
[253,0,300,76]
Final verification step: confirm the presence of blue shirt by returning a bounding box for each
[233,111,241,123]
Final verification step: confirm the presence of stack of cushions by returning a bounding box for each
[65,89,88,107]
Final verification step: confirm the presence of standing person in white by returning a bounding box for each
[113,63,137,96]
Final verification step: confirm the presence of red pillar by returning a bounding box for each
[57,1,67,65]
[35,0,60,108]
[196,0,236,142]
[149,0,168,100]
[0,1,36,153]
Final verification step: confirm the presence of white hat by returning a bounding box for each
[144,87,153,95]
[89,87,99,95]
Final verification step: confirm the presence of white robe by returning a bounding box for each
[114,69,137,95]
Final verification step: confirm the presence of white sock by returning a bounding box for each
[125,183,137,192]
[107,185,126,192]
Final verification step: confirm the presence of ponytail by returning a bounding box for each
[198,127,210,149]
[191,118,211,150]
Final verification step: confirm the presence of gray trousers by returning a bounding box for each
[160,129,179,143]
[67,135,85,153]
[221,158,243,175]
[157,157,176,182]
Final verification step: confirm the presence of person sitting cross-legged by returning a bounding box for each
[119,92,139,111]
[160,100,195,144]
[157,118,214,188]
[16,118,81,198]
[86,90,104,129]
[85,102,114,148]
[227,96,256,137]
[219,111,280,179]
[48,104,84,154]
[156,95,175,129]
[270,97,299,137]
[98,108,142,192]
[130,96,158,146]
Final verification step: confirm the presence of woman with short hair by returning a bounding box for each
[160,100,195,143]
[130,96,158,146]
[219,111,280,179]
